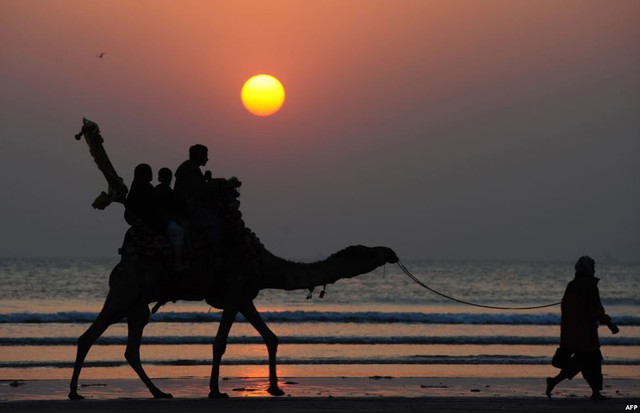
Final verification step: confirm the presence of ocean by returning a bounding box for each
[1,258,638,382]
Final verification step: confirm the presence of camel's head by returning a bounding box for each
[375,246,399,264]
[341,245,399,266]
[325,245,399,284]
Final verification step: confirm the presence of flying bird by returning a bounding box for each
[96,52,105,58]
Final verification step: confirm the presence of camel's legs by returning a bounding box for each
[240,302,284,396]
[208,306,238,399]
[69,308,121,400]
[125,304,172,399]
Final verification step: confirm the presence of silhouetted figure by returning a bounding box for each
[155,167,185,270]
[174,144,209,209]
[546,256,619,400]
[127,163,184,271]
[174,145,224,250]
[155,167,181,219]
[126,164,166,233]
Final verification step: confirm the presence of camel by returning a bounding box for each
[69,119,399,400]
[68,233,398,400]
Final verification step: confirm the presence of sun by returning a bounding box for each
[241,74,285,117]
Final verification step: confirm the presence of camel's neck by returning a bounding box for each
[258,245,393,291]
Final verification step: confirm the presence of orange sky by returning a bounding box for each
[1,1,639,260]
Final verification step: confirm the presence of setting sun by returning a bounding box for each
[241,74,285,116]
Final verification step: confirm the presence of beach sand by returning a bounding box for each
[2,397,637,413]
[1,376,638,412]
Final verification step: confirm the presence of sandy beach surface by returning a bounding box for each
[2,376,638,412]
[2,397,637,413]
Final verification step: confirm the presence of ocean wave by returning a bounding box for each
[1,356,638,369]
[1,335,638,346]
[1,311,639,326]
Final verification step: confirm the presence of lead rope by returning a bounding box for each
[397,260,561,310]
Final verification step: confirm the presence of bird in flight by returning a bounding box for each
[96,52,105,58]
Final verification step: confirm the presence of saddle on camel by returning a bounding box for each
[75,118,265,311]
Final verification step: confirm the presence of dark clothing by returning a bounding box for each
[174,159,206,210]
[155,182,181,219]
[174,159,223,247]
[556,274,612,393]
[126,180,166,233]
[557,350,604,391]
[560,276,611,352]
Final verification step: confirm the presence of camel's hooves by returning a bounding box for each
[268,387,285,397]
[208,391,229,399]
[68,391,85,400]
[153,391,173,399]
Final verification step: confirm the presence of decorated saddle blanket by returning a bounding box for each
[121,220,264,279]
[124,225,173,259]
[123,225,209,260]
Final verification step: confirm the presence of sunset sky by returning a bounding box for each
[1,0,638,261]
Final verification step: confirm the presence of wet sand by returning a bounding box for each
[2,397,637,413]
[1,376,638,412]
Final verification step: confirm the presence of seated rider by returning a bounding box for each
[155,167,181,219]
[174,145,223,250]
[126,163,185,270]
[155,167,185,270]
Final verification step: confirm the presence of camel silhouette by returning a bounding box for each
[68,233,398,400]
[69,119,399,400]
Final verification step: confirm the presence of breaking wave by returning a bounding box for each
[2,311,639,326]
[1,335,638,346]
[1,355,638,369]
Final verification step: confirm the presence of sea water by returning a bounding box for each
[0,258,638,381]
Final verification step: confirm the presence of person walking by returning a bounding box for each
[546,255,619,400]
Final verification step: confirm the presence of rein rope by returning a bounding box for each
[397,260,561,310]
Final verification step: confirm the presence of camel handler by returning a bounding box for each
[546,256,620,400]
